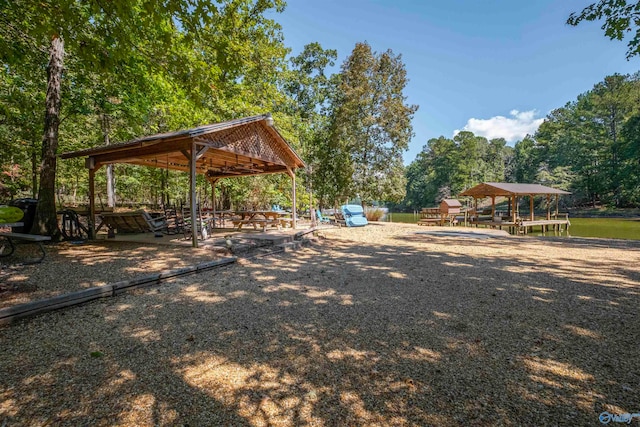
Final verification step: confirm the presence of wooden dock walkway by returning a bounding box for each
[470,218,570,234]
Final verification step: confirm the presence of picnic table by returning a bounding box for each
[0,222,23,230]
[201,209,234,229]
[231,210,291,231]
[0,222,51,264]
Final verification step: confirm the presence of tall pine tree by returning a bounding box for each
[327,42,417,206]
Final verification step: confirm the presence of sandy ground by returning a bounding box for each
[1,222,639,426]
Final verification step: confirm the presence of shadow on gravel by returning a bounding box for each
[1,234,639,425]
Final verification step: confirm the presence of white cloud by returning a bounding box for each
[454,110,544,142]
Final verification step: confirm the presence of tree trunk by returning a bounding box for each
[31,149,38,199]
[31,35,64,239]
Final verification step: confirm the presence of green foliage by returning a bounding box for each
[5,0,640,227]
[0,0,293,214]
[320,42,417,207]
[403,132,513,209]
[568,1,640,59]
[283,42,338,209]
[528,73,640,207]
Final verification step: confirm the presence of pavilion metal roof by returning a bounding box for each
[459,182,571,197]
[60,114,305,179]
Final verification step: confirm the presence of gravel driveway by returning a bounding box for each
[1,223,639,426]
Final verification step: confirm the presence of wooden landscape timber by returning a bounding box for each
[0,257,236,325]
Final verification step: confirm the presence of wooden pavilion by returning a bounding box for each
[60,113,305,247]
[459,182,571,233]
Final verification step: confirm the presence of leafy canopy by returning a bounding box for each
[568,1,640,59]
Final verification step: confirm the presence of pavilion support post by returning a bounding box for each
[210,178,219,228]
[308,167,316,227]
[511,195,517,223]
[189,142,198,248]
[546,194,551,220]
[88,165,96,240]
[287,167,297,229]
[529,194,534,221]
[474,198,478,227]
[491,196,496,219]
[555,195,559,218]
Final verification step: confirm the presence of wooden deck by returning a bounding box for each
[417,207,458,226]
[519,219,571,234]
[470,218,570,234]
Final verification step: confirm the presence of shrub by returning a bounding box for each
[365,207,386,221]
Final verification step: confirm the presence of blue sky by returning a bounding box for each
[273,0,640,164]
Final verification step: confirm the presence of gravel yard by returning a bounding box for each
[1,222,639,426]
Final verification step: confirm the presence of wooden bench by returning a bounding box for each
[417,218,442,226]
[0,232,52,264]
[99,211,167,234]
[232,219,281,231]
[232,219,251,230]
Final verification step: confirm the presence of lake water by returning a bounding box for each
[386,213,640,241]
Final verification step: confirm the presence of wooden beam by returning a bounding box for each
[491,196,496,218]
[91,140,192,164]
[190,142,198,248]
[212,146,287,166]
[211,178,219,225]
[529,194,534,221]
[546,194,551,220]
[204,168,291,180]
[288,167,297,229]
[88,168,96,239]
[194,145,209,161]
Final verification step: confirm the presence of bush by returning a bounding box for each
[365,207,386,221]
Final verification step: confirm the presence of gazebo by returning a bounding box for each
[459,182,571,232]
[60,114,305,247]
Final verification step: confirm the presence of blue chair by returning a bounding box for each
[340,204,368,227]
[316,209,331,224]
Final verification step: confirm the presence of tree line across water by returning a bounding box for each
[400,72,640,211]
[1,1,639,237]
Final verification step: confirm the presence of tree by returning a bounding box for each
[404,156,433,210]
[454,131,487,189]
[283,43,338,209]
[403,131,520,210]
[0,48,45,199]
[512,136,541,183]
[485,138,508,182]
[590,73,633,205]
[285,42,338,121]
[328,42,417,206]
[0,0,288,237]
[620,113,640,204]
[404,136,463,209]
[567,1,640,59]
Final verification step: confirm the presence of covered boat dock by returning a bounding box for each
[459,182,571,234]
